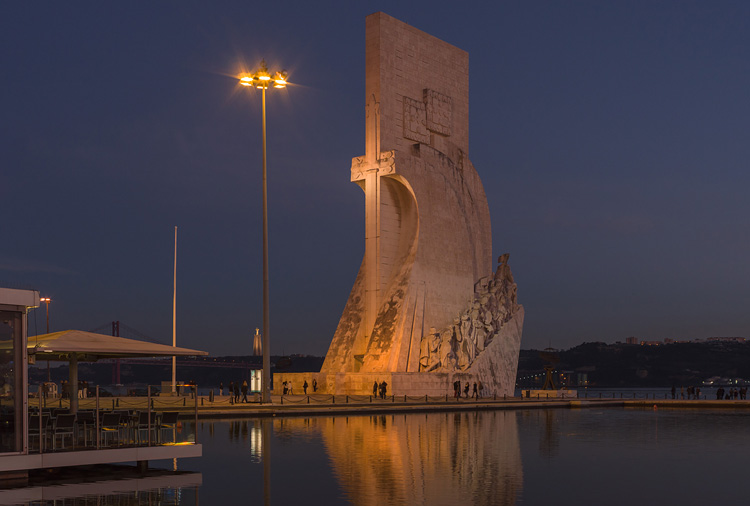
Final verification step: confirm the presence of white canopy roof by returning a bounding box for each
[25,330,208,361]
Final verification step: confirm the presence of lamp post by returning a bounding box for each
[239,60,287,404]
[40,297,51,382]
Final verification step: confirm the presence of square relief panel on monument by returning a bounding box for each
[424,89,451,136]
[403,96,430,144]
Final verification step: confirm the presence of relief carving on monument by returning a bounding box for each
[424,89,452,136]
[402,96,430,144]
[419,254,520,373]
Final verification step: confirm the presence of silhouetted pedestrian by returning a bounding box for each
[241,380,248,403]
[233,381,240,403]
[464,382,470,398]
[373,381,378,397]
[220,381,224,396]
[312,379,318,392]
[303,380,308,394]
[472,382,478,399]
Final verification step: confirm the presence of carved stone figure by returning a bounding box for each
[419,332,431,372]
[427,331,441,371]
[468,307,481,362]
[439,327,456,371]
[496,253,514,286]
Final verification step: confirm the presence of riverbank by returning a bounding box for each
[37,394,750,419]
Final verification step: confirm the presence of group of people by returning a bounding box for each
[221,380,250,403]
[59,380,90,399]
[281,379,318,395]
[715,386,747,400]
[373,381,388,399]
[671,385,748,400]
[453,380,483,399]
[672,385,702,400]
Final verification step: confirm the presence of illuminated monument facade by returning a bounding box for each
[275,12,523,396]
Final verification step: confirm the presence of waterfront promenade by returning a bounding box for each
[36,393,750,419]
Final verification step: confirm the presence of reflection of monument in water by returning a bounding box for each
[276,12,523,396]
[276,412,522,506]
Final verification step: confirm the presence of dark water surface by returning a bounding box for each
[7,408,750,505]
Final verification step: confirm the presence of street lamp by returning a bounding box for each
[239,59,287,404]
[40,297,51,381]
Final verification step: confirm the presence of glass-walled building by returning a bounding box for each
[0,288,38,459]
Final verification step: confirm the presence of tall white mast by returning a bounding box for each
[172,226,177,394]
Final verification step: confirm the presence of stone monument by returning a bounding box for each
[274,12,523,396]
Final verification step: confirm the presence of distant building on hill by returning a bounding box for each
[707,337,747,343]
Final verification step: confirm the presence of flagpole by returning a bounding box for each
[172,226,177,394]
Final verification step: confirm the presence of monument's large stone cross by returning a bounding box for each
[275,12,523,396]
[352,94,395,364]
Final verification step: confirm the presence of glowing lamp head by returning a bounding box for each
[239,61,288,90]
[256,59,271,81]
[273,70,288,88]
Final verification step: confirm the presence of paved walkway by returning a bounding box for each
[35,394,750,419]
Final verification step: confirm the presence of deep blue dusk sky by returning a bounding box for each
[3,2,750,356]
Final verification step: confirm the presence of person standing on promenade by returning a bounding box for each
[229,381,234,399]
[220,381,224,396]
[671,385,676,399]
[303,380,308,394]
[464,382,470,398]
[312,379,318,392]
[241,380,249,403]
[373,381,378,397]
[234,381,240,403]
[472,382,478,399]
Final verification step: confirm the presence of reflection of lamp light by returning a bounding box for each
[238,59,288,404]
[250,423,263,461]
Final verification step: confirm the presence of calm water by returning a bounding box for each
[7,408,750,505]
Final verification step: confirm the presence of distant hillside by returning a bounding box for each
[517,341,750,388]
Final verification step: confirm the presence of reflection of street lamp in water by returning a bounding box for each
[238,60,288,404]
[40,297,51,381]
